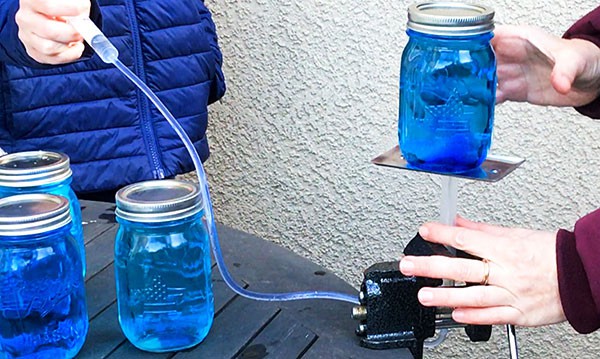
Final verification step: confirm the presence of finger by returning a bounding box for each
[17,11,82,44]
[26,33,70,57]
[417,285,513,309]
[418,223,500,259]
[492,24,527,38]
[455,216,512,237]
[27,41,84,64]
[500,78,529,103]
[35,20,83,44]
[47,41,85,64]
[494,64,529,103]
[57,41,85,61]
[491,24,524,48]
[22,0,91,18]
[551,53,578,95]
[452,306,522,325]
[496,63,527,86]
[400,255,491,284]
[496,61,520,78]
[495,89,506,104]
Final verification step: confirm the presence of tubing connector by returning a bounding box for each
[351,305,368,321]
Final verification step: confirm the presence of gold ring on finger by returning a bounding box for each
[480,259,490,286]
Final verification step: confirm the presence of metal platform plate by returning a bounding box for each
[371,145,525,182]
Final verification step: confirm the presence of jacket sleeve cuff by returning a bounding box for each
[563,6,600,118]
[556,228,600,333]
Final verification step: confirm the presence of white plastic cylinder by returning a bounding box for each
[67,17,119,63]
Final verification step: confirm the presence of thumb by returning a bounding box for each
[550,55,578,94]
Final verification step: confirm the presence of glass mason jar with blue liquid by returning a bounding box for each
[0,151,86,275]
[0,194,88,358]
[399,2,496,173]
[114,179,213,352]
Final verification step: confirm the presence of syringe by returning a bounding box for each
[66,17,118,64]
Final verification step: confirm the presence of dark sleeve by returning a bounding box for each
[563,6,600,118]
[557,208,600,333]
[0,0,102,68]
[199,3,226,104]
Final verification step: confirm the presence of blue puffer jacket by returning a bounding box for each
[0,0,225,193]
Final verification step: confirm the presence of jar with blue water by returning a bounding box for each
[399,2,496,173]
[0,151,86,276]
[114,179,213,352]
[0,193,88,358]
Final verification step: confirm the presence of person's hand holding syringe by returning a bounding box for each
[16,0,91,64]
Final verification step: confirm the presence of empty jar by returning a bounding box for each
[0,194,88,358]
[114,179,213,352]
[398,2,496,173]
[0,151,86,275]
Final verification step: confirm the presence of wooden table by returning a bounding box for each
[77,200,411,358]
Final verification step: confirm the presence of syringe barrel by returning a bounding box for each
[66,17,119,64]
[89,35,119,63]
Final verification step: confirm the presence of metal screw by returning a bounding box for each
[355,324,368,337]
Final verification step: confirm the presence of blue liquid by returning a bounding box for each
[115,213,213,352]
[399,30,496,173]
[0,227,88,358]
[0,181,86,276]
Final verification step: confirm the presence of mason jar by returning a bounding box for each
[114,179,213,352]
[0,194,88,358]
[0,151,86,275]
[398,2,496,173]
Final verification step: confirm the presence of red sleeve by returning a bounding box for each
[557,208,600,333]
[563,6,600,118]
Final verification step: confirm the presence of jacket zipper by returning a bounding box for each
[124,0,165,179]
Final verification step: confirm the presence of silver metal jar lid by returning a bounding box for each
[0,193,71,236]
[0,151,72,188]
[115,179,202,223]
[408,2,494,36]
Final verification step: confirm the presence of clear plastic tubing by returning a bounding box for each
[68,17,358,304]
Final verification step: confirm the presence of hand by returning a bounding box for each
[399,216,566,327]
[16,0,91,64]
[493,24,600,107]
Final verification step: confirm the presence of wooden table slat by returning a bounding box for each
[83,221,117,245]
[172,297,280,359]
[105,340,173,359]
[78,303,124,358]
[299,339,368,359]
[85,263,117,318]
[235,312,317,359]
[84,225,118,281]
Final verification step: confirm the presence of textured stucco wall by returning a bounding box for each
[198,0,600,357]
